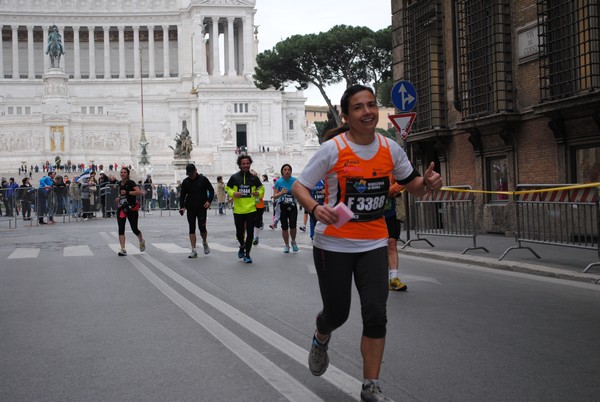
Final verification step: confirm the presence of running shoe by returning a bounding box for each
[292,242,299,252]
[253,236,259,245]
[118,249,127,256]
[188,250,198,259]
[238,247,244,259]
[139,239,146,252]
[203,242,210,254]
[269,224,275,230]
[388,277,407,291]
[360,380,394,402]
[243,255,253,264]
[308,333,330,376]
[299,226,306,232]
[283,245,290,253]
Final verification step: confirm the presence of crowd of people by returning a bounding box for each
[16,161,136,176]
[0,169,126,224]
[1,85,444,402]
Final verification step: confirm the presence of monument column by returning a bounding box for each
[43,27,48,71]
[57,26,65,70]
[133,26,140,78]
[73,26,81,79]
[11,25,19,79]
[177,24,184,77]
[226,17,236,76]
[242,15,253,77]
[118,26,125,78]
[88,26,96,79]
[27,25,34,79]
[198,19,208,77]
[64,126,70,152]
[162,25,170,77]
[148,25,155,78]
[211,17,220,76]
[0,25,3,79]
[103,26,111,79]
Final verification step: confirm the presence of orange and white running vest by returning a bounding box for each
[323,133,394,240]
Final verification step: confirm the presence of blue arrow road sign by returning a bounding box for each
[391,80,417,112]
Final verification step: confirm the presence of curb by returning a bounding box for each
[399,248,600,285]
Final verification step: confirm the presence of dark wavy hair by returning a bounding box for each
[236,154,253,168]
[340,84,375,115]
[280,163,293,175]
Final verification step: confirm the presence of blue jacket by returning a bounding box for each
[39,176,54,194]
[6,182,19,197]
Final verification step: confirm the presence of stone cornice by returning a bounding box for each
[193,0,255,6]
[0,15,183,26]
[0,0,180,13]
[0,0,256,17]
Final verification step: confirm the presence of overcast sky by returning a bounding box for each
[253,0,392,105]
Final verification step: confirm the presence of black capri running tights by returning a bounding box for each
[312,245,388,339]
[117,211,141,236]
[187,208,207,234]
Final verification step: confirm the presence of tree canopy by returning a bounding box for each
[253,25,392,126]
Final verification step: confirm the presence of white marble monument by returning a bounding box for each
[0,0,316,182]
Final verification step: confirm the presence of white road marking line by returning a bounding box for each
[207,243,242,252]
[99,232,115,242]
[255,244,287,252]
[152,243,190,253]
[108,244,141,255]
[129,256,325,402]
[141,254,360,398]
[7,248,40,259]
[64,245,93,257]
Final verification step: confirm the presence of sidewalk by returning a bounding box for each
[398,231,600,285]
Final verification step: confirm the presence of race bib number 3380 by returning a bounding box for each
[344,177,389,222]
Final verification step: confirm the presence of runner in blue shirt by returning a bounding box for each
[273,164,299,253]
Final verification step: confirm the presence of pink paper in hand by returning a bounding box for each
[333,203,354,228]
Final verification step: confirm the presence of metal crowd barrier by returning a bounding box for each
[0,187,18,228]
[1,180,234,228]
[101,183,119,218]
[402,185,489,254]
[499,184,600,273]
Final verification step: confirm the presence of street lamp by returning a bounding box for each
[139,47,151,173]
[190,33,197,94]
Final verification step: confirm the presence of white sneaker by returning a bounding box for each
[203,242,210,255]
[188,250,198,258]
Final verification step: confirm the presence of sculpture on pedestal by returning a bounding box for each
[46,25,65,68]
[305,123,320,146]
[170,121,193,159]
[221,120,234,145]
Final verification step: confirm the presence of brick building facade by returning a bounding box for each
[392,0,600,233]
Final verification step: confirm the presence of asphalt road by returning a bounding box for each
[1,214,599,401]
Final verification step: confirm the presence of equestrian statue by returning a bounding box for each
[46,25,65,68]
